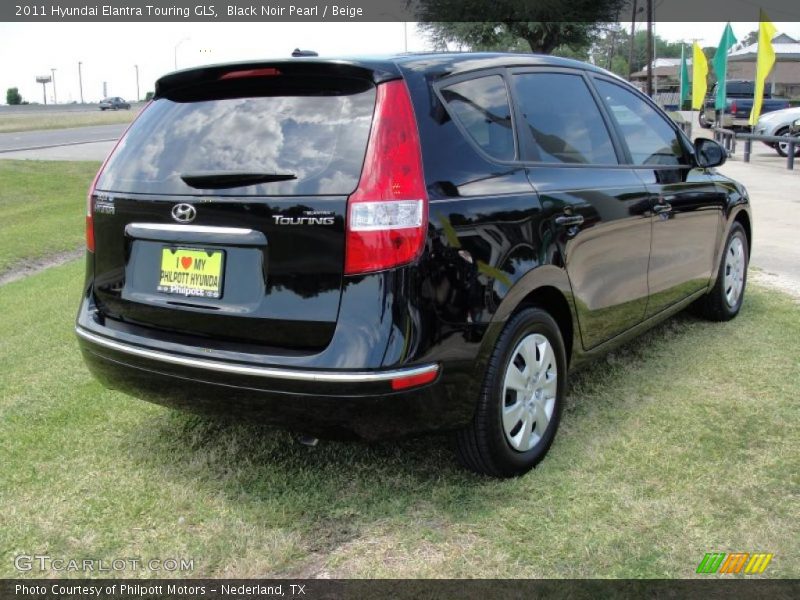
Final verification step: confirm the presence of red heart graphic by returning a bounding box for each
[180,256,193,269]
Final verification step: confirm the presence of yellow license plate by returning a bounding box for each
[158,248,224,298]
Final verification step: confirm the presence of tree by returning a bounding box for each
[416,0,627,54]
[144,91,154,101]
[735,30,759,50]
[6,87,22,105]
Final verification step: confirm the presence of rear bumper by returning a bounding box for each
[76,322,473,441]
[76,326,439,387]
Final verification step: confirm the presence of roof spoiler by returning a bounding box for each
[155,60,399,100]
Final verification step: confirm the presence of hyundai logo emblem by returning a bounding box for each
[171,203,196,223]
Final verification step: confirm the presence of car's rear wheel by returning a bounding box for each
[694,222,748,321]
[698,111,712,129]
[456,307,566,478]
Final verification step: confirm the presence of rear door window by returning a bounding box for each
[97,80,376,196]
[440,75,515,161]
[512,72,618,165]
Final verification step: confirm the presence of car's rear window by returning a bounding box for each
[97,84,376,196]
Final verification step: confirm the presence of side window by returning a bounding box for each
[512,72,618,165]
[440,75,515,161]
[595,79,687,167]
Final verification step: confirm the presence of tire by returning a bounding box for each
[775,128,800,157]
[456,307,567,478]
[698,111,712,129]
[694,222,748,321]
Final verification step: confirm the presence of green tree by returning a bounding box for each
[144,91,154,101]
[6,87,22,105]
[416,0,627,54]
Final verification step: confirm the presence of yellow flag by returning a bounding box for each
[749,11,778,126]
[692,42,708,110]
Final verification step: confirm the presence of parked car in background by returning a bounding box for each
[700,80,790,129]
[99,97,131,110]
[76,53,751,478]
[754,106,800,157]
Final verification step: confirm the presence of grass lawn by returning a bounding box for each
[1,259,797,578]
[0,160,99,274]
[0,110,137,133]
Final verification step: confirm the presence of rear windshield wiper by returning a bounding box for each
[180,171,296,189]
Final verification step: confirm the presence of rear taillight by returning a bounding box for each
[86,101,152,252]
[730,101,737,115]
[344,79,427,275]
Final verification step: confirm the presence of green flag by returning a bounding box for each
[713,23,738,110]
[680,45,690,107]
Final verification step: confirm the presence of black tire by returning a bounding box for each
[698,111,712,129]
[694,222,748,321]
[456,307,567,478]
[775,128,789,157]
[774,128,800,158]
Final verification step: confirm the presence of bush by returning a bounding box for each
[6,87,22,105]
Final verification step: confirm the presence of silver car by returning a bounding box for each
[754,106,800,157]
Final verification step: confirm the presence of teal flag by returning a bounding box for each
[679,45,690,107]
[712,23,738,110]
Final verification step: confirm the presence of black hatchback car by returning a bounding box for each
[77,53,751,477]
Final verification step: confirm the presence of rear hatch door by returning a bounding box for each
[91,62,382,349]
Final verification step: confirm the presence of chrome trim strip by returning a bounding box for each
[76,327,439,383]
[128,223,255,235]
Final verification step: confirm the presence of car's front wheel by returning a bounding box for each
[456,308,566,478]
[775,128,800,157]
[694,222,748,321]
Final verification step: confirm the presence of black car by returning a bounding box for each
[99,97,131,110]
[76,53,751,477]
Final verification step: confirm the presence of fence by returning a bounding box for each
[713,127,797,170]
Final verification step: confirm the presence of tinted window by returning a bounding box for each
[441,75,515,161]
[512,73,617,165]
[595,79,687,167]
[97,85,376,196]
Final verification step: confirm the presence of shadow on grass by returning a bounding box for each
[115,301,747,560]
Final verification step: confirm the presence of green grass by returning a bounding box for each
[1,260,798,578]
[0,160,99,273]
[0,110,137,133]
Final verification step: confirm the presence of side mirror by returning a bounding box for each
[791,118,800,134]
[694,138,726,168]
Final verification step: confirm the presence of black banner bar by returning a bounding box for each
[3,579,800,600]
[3,0,800,22]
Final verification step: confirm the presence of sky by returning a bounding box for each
[1,21,799,105]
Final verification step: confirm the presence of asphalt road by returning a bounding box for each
[0,124,126,153]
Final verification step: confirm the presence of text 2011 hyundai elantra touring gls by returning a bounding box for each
[76,53,751,477]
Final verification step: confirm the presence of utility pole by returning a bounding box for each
[628,0,637,78]
[134,64,140,101]
[645,0,654,97]
[50,68,57,104]
[174,37,190,70]
[78,61,84,103]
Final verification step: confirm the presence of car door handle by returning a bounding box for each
[555,214,585,227]
[652,202,672,215]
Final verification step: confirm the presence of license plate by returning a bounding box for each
[158,247,224,299]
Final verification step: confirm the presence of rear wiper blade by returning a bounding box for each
[180,171,296,189]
